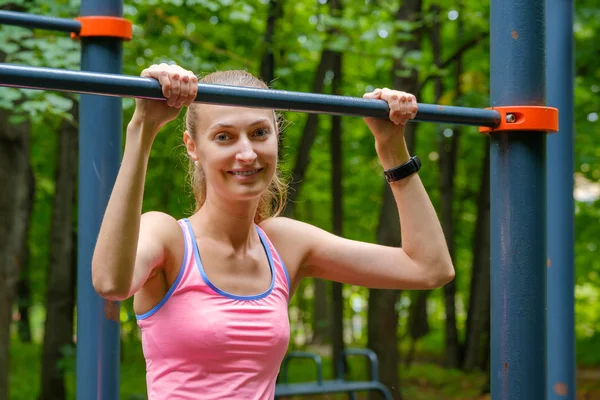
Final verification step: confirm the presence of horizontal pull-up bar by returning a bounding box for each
[0,63,501,127]
[0,10,81,33]
[0,11,132,40]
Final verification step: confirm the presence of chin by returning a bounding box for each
[225,180,270,201]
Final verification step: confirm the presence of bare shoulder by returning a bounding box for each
[259,216,333,243]
[258,216,298,251]
[140,211,182,239]
[259,216,319,248]
[258,216,335,266]
[259,215,298,235]
[139,211,185,268]
[258,217,319,283]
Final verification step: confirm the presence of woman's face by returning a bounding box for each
[185,104,278,203]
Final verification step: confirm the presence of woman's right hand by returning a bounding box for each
[131,63,198,132]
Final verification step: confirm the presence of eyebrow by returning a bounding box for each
[209,118,272,131]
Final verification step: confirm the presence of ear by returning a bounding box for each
[183,130,197,161]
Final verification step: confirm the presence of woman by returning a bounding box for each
[92,63,454,399]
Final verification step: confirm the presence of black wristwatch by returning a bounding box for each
[383,156,421,183]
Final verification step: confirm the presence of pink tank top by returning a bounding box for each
[136,218,291,400]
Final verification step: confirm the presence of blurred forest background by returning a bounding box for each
[1,0,599,399]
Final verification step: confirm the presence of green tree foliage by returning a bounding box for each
[2,0,599,398]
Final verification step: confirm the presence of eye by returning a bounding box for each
[215,133,229,142]
[254,128,270,138]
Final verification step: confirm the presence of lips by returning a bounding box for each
[228,168,263,177]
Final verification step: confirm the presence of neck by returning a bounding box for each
[193,195,260,251]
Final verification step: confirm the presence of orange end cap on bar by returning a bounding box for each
[71,17,132,41]
[479,106,559,134]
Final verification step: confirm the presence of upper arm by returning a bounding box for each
[128,211,183,297]
[261,217,443,290]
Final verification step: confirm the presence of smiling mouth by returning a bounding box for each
[228,168,263,177]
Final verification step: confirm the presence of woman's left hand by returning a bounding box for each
[363,88,418,144]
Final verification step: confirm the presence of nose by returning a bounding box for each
[235,136,257,164]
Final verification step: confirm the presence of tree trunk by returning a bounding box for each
[367,1,422,398]
[311,279,329,344]
[329,34,345,377]
[462,142,491,372]
[16,167,36,344]
[283,50,333,218]
[0,5,35,398]
[405,291,429,367]
[429,4,462,368]
[283,0,340,350]
[283,0,345,218]
[40,106,79,400]
[0,107,33,400]
[259,0,283,85]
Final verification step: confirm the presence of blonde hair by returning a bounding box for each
[184,70,287,223]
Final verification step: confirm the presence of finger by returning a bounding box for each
[406,98,418,119]
[169,71,182,107]
[398,92,415,123]
[177,68,197,107]
[381,89,401,124]
[173,66,197,107]
[141,64,175,102]
[140,67,152,78]
[378,89,401,123]
[410,96,418,119]
[153,67,172,100]
[177,74,190,108]
[363,88,383,99]
[186,74,198,106]
[379,88,394,102]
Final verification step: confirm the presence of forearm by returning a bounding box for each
[376,137,454,284]
[91,121,156,296]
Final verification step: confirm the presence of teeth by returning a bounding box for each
[232,170,258,176]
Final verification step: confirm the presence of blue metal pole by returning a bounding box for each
[0,64,501,127]
[76,0,123,399]
[546,0,575,398]
[490,0,547,398]
[0,10,81,32]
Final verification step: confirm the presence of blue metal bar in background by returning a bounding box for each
[0,64,501,127]
[490,0,548,398]
[546,0,575,398]
[76,0,123,399]
[0,10,81,33]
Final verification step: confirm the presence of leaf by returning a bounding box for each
[0,41,20,54]
[229,10,251,23]
[327,36,350,52]
[0,87,24,110]
[8,114,28,125]
[46,94,73,112]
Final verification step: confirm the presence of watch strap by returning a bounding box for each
[383,156,421,183]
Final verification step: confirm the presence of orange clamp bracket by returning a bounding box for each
[479,106,559,134]
[71,17,132,41]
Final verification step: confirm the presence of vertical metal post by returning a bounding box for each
[546,0,575,398]
[76,0,124,399]
[490,0,547,399]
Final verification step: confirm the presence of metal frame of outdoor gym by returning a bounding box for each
[0,0,574,398]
